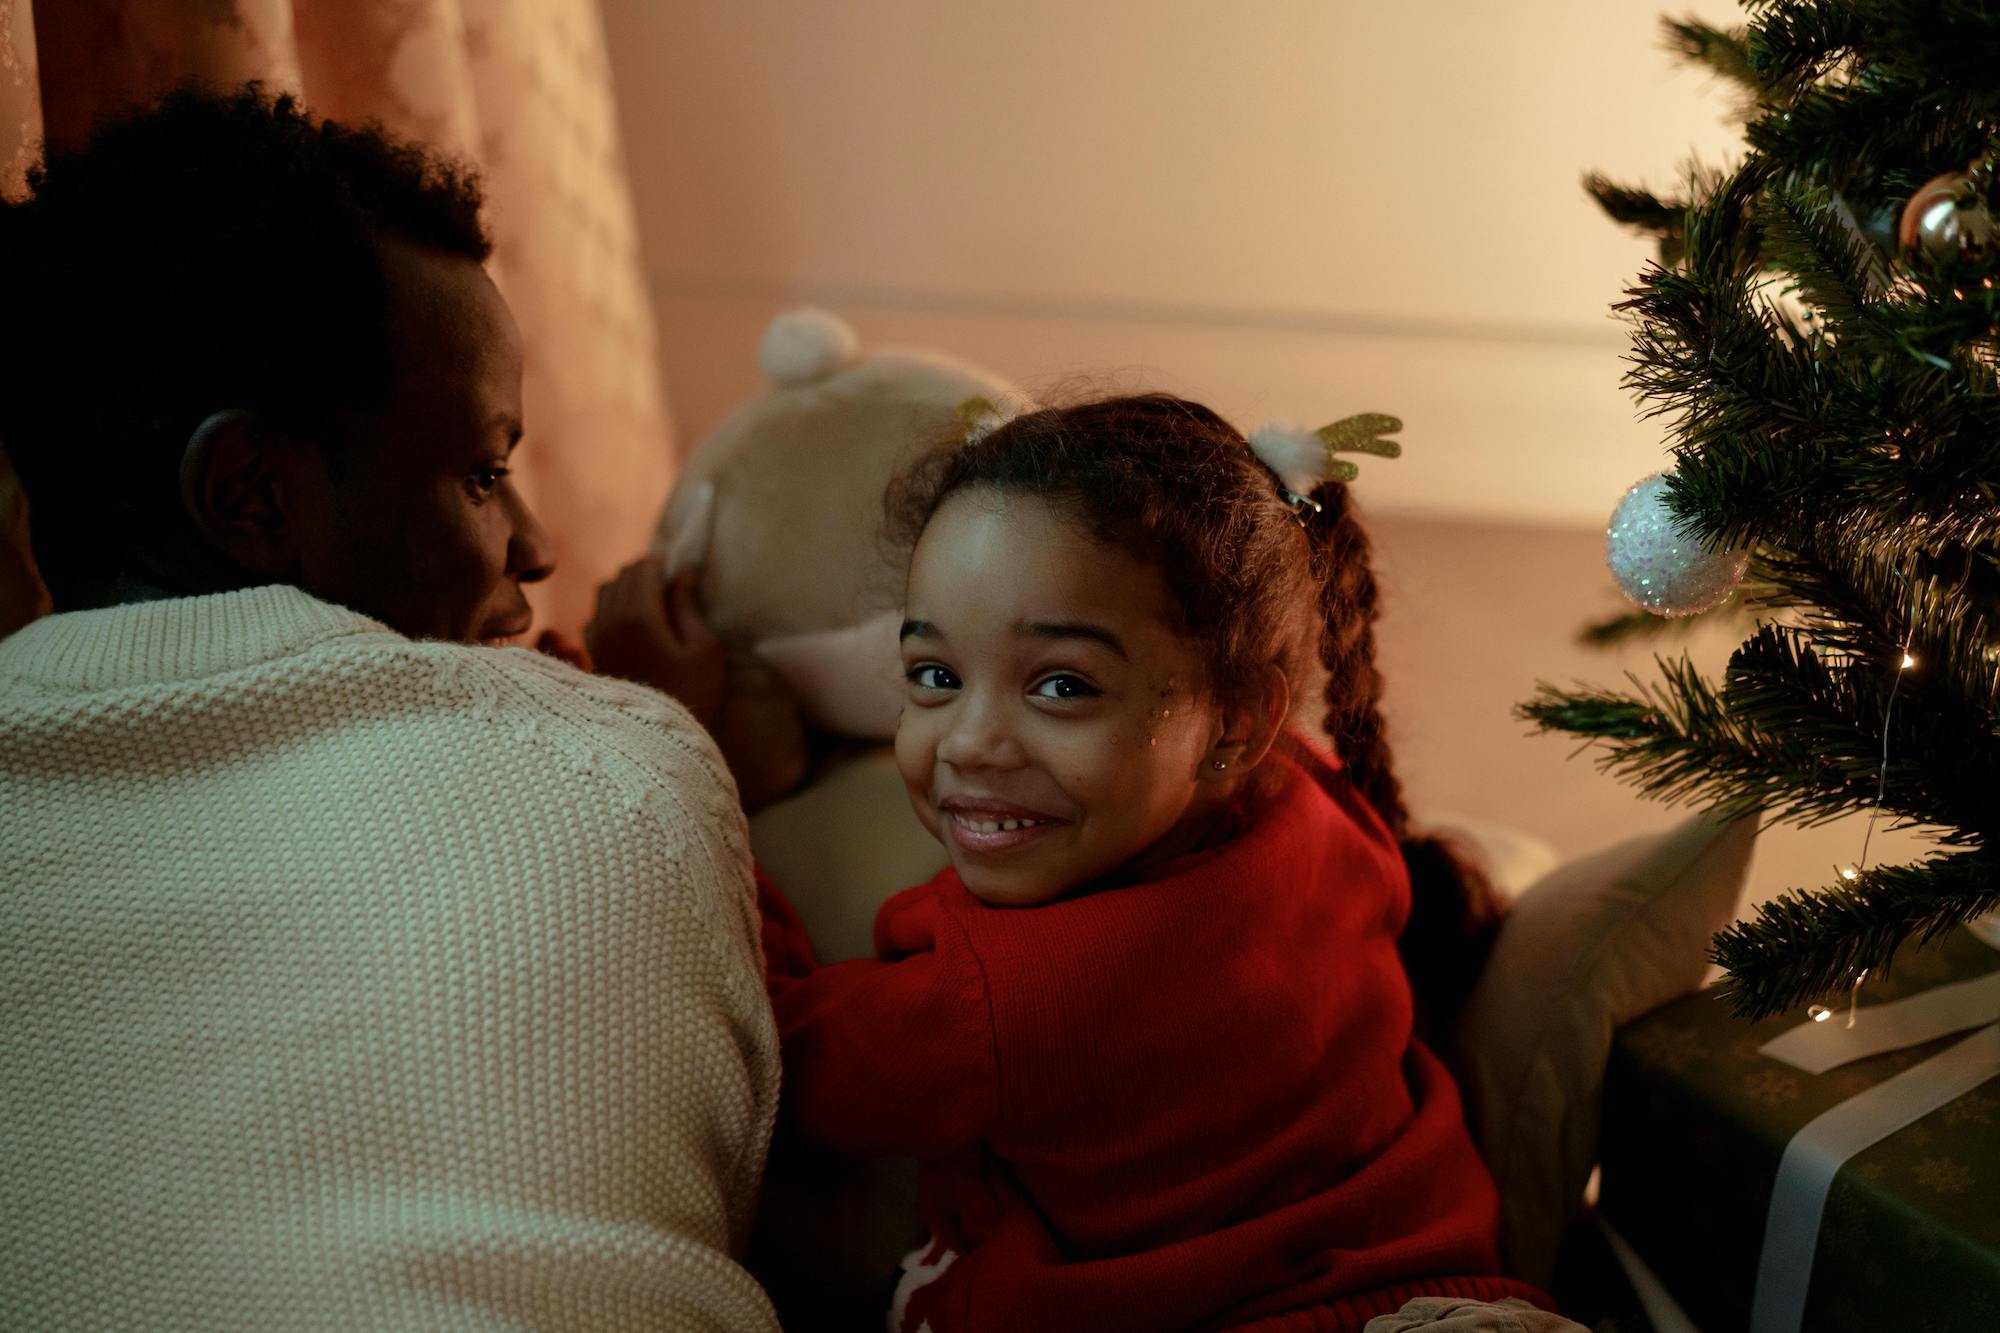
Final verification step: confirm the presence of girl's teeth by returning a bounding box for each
[962,816,1040,832]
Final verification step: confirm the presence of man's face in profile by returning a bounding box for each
[0,451,52,638]
[292,238,555,643]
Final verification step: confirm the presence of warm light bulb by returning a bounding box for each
[1900,653,1917,669]
[1809,1005,1834,1023]
[1840,866,1859,881]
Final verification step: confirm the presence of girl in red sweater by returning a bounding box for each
[740,394,1573,1333]
[590,394,1573,1331]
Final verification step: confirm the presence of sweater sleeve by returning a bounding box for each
[770,888,999,1161]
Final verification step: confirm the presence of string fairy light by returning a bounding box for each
[1806,585,1923,1028]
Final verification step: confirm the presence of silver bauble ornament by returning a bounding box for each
[1606,472,1747,617]
[1898,170,1999,263]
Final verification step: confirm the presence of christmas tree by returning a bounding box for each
[1520,4,2000,1020]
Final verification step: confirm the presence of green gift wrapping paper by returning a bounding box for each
[1599,927,2000,1332]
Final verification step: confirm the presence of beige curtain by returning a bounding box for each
[1,0,674,635]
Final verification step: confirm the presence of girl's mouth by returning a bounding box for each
[947,811,1060,853]
[939,800,1064,855]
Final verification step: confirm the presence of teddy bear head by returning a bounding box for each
[653,309,1023,778]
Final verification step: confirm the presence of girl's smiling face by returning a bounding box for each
[896,487,1241,907]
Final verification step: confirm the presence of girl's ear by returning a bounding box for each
[1204,665,1290,778]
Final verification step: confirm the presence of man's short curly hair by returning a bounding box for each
[0,84,492,606]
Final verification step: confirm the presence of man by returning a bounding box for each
[0,445,50,638]
[0,88,779,1331]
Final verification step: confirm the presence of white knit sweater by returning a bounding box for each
[0,585,782,1331]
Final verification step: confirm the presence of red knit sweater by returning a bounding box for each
[763,742,1549,1332]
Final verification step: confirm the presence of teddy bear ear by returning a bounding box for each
[758,307,861,387]
[658,480,715,578]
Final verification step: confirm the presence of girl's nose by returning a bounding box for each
[935,691,1024,770]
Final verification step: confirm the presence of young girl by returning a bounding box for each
[593,394,1567,1332]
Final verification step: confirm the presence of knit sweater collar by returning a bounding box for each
[0,583,392,691]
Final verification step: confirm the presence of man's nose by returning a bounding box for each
[505,487,556,584]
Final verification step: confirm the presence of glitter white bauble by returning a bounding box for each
[1606,472,1747,617]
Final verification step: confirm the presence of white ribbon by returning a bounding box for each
[1748,943,2000,1333]
[1759,967,2000,1074]
[1749,1022,2000,1333]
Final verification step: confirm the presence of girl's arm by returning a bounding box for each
[754,865,819,992]
[769,893,999,1162]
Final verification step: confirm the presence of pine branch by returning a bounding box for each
[1643,174,2000,555]
[1663,17,1761,94]
[1719,622,2000,841]
[1523,600,2000,841]
[1580,605,1716,647]
[1661,379,2000,557]
[1757,179,1894,347]
[1614,173,1822,501]
[1519,655,1829,827]
[1711,848,2000,1020]
[1747,78,2000,195]
[1746,0,1867,89]
[1752,0,2000,101]
[1584,173,1686,237]
[1748,537,2000,691]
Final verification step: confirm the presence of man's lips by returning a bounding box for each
[482,615,534,643]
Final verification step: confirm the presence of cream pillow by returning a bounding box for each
[749,745,946,962]
[1451,810,1758,1288]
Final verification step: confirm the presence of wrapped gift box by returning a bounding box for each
[1598,927,2000,1332]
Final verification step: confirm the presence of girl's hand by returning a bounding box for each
[532,629,593,672]
[585,556,725,730]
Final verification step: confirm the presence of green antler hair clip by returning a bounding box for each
[1246,413,1403,510]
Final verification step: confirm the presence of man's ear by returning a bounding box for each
[1205,665,1291,778]
[178,409,308,578]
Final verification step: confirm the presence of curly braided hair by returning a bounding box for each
[1307,483,1503,1038]
[887,393,1503,1038]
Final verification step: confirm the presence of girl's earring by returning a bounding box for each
[1210,759,1229,772]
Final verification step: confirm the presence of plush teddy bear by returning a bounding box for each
[652,307,1026,962]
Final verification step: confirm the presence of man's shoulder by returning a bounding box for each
[307,635,740,814]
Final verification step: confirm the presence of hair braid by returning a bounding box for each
[1311,484,1404,831]
[1307,483,1504,1042]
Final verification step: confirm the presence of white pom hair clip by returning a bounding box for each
[758,307,860,387]
[1246,413,1403,512]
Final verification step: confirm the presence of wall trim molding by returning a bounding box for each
[650,272,1630,354]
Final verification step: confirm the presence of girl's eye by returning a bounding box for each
[1031,674,1098,701]
[907,664,961,692]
